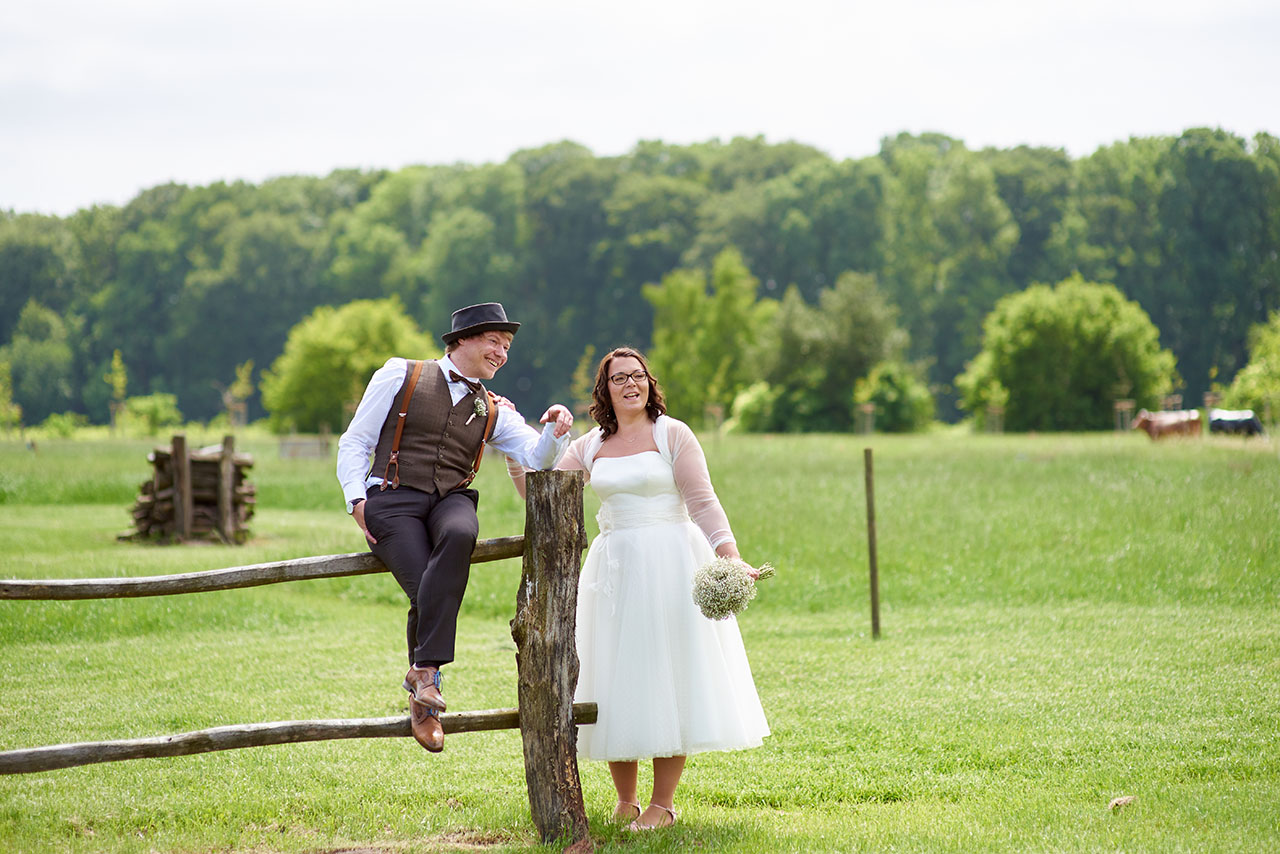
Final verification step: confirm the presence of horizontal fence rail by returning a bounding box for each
[0,536,525,600]
[0,702,598,775]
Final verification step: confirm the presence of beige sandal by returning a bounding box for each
[625,803,678,831]
[611,800,641,823]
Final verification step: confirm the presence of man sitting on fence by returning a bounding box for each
[337,303,574,753]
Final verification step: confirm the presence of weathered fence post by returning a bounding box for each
[217,435,236,543]
[511,470,591,850]
[1114,399,1135,432]
[864,448,881,639]
[171,434,193,541]
[856,402,876,435]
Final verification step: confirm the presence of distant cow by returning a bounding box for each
[1133,409,1202,439]
[1209,408,1265,436]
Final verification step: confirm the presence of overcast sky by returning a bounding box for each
[3,0,1277,216]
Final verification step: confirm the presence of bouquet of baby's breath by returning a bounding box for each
[692,557,776,621]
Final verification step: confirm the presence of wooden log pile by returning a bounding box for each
[121,434,255,544]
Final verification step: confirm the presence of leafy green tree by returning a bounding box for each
[0,301,77,424]
[1048,137,1170,290]
[698,135,827,193]
[229,361,255,403]
[878,133,1022,412]
[690,157,889,303]
[785,157,889,297]
[756,272,906,432]
[929,150,1020,402]
[0,360,22,433]
[169,210,332,418]
[330,217,411,300]
[104,349,127,431]
[0,214,78,344]
[1049,137,1198,401]
[408,206,519,335]
[596,172,708,343]
[956,276,1176,431]
[104,349,128,402]
[729,270,906,433]
[624,140,707,180]
[644,248,775,425]
[1221,310,1280,416]
[854,361,936,432]
[569,344,598,418]
[123,393,183,435]
[982,145,1073,287]
[216,360,255,427]
[879,137,946,353]
[261,298,437,433]
[508,142,618,405]
[91,219,189,398]
[1155,128,1280,401]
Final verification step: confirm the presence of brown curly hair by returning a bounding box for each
[589,347,666,438]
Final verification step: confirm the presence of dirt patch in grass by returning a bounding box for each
[304,828,525,852]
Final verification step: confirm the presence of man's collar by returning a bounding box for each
[437,355,476,383]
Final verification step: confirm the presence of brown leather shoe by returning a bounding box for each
[403,665,446,711]
[410,696,444,752]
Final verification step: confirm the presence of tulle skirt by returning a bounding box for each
[574,517,770,761]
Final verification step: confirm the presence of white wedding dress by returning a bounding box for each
[562,416,770,761]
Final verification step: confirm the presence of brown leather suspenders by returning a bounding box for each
[380,359,425,491]
[380,360,499,493]
[456,391,499,490]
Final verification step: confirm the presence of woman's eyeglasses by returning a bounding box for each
[608,370,649,386]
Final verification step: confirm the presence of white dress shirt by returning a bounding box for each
[336,355,568,510]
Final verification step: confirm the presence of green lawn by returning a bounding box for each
[1,431,1277,852]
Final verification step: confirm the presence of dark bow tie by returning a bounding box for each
[448,371,482,393]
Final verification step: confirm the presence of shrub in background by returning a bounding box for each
[261,298,436,434]
[1221,310,1280,418]
[957,276,1177,431]
[37,411,88,438]
[854,360,935,432]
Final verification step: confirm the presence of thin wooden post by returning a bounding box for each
[856,402,876,434]
[864,448,881,639]
[511,470,591,849]
[1203,392,1220,440]
[217,434,236,543]
[1114,399,1135,432]
[172,434,193,541]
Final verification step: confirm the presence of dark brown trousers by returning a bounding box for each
[362,484,479,666]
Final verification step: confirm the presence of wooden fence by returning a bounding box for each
[0,471,593,850]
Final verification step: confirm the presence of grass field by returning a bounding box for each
[1,430,1278,853]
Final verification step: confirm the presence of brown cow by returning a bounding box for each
[1133,409,1202,439]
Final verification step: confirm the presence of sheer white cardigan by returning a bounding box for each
[554,414,736,550]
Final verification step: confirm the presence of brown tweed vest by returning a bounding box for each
[370,361,491,495]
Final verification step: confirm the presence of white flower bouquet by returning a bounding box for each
[691,557,776,621]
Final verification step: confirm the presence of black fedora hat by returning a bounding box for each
[441,302,521,345]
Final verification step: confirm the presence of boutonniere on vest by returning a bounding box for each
[465,395,488,426]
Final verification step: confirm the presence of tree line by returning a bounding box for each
[1,127,1277,431]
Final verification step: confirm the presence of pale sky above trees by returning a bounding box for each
[3,0,1277,216]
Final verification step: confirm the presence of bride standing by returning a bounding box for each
[556,347,770,831]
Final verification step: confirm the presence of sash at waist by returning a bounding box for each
[596,504,690,533]
[590,501,690,616]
